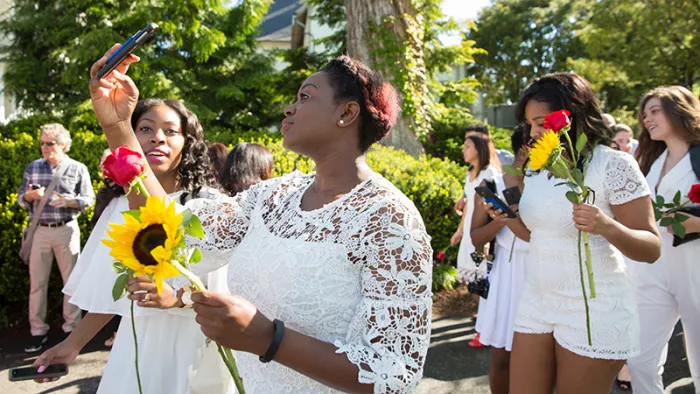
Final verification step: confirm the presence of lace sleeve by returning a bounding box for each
[334,198,433,394]
[604,150,651,205]
[184,183,262,272]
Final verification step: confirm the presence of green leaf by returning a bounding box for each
[659,217,674,227]
[664,203,676,209]
[656,195,665,206]
[673,190,681,205]
[654,210,662,221]
[571,169,584,185]
[189,248,203,264]
[677,214,689,223]
[122,209,141,221]
[575,133,588,152]
[184,215,205,239]
[565,191,580,204]
[181,209,194,226]
[111,262,127,274]
[672,222,686,239]
[502,165,521,177]
[112,274,129,301]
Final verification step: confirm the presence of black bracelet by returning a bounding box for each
[259,319,285,363]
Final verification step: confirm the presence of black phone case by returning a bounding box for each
[502,186,522,206]
[9,365,68,382]
[97,23,158,79]
[474,186,518,218]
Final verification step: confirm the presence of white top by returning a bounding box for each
[516,145,650,359]
[185,171,433,394]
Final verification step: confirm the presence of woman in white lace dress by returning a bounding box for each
[89,48,432,393]
[485,73,661,394]
[626,86,700,394]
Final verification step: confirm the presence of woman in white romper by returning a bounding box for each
[627,86,700,394]
[470,130,529,394]
[91,51,433,393]
[485,73,661,394]
[35,99,234,394]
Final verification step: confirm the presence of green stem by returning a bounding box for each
[577,231,593,346]
[169,259,246,393]
[223,346,245,394]
[562,129,577,165]
[582,231,596,298]
[133,178,151,199]
[130,300,143,394]
[168,260,206,291]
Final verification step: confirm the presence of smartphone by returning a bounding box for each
[8,364,68,382]
[475,186,518,219]
[30,184,41,190]
[96,23,158,79]
[502,186,522,206]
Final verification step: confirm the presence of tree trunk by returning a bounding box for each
[343,0,426,157]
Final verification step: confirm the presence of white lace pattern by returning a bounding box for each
[516,146,650,359]
[186,172,433,393]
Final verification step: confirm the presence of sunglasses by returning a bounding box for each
[40,141,58,147]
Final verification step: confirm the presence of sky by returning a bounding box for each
[440,0,491,45]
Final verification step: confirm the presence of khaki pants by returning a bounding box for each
[29,220,82,336]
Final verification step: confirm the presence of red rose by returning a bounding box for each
[543,110,571,133]
[436,251,445,261]
[689,184,700,204]
[103,146,146,187]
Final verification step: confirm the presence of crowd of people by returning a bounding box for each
[12,40,699,394]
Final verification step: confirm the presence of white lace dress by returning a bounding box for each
[515,145,650,359]
[185,171,433,394]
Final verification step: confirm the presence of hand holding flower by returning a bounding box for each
[126,276,180,309]
[666,213,700,236]
[572,203,614,235]
[192,291,274,357]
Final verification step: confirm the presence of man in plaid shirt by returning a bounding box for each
[17,124,95,352]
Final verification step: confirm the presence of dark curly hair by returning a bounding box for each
[221,142,274,196]
[93,99,219,221]
[516,73,613,169]
[320,55,401,152]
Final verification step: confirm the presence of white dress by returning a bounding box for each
[64,190,234,394]
[515,145,650,359]
[456,166,498,282]
[474,176,530,351]
[626,149,700,393]
[185,171,433,394]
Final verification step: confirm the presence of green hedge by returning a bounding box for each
[0,118,465,327]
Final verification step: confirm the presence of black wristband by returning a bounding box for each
[259,319,284,363]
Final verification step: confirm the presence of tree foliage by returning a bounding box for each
[466,0,585,105]
[0,0,282,130]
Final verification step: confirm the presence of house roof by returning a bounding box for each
[259,0,304,41]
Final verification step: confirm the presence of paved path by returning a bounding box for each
[0,317,694,393]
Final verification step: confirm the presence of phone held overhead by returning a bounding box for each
[96,23,158,79]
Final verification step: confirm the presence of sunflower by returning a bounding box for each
[102,196,184,293]
[528,130,561,171]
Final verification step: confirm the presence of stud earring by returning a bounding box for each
[339,119,345,125]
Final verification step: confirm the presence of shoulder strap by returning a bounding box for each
[690,144,700,181]
[27,162,70,230]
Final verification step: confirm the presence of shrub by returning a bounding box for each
[424,111,514,163]
[0,117,467,327]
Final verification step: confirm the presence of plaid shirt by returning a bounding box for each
[17,157,95,224]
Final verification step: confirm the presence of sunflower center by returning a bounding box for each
[133,224,168,266]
